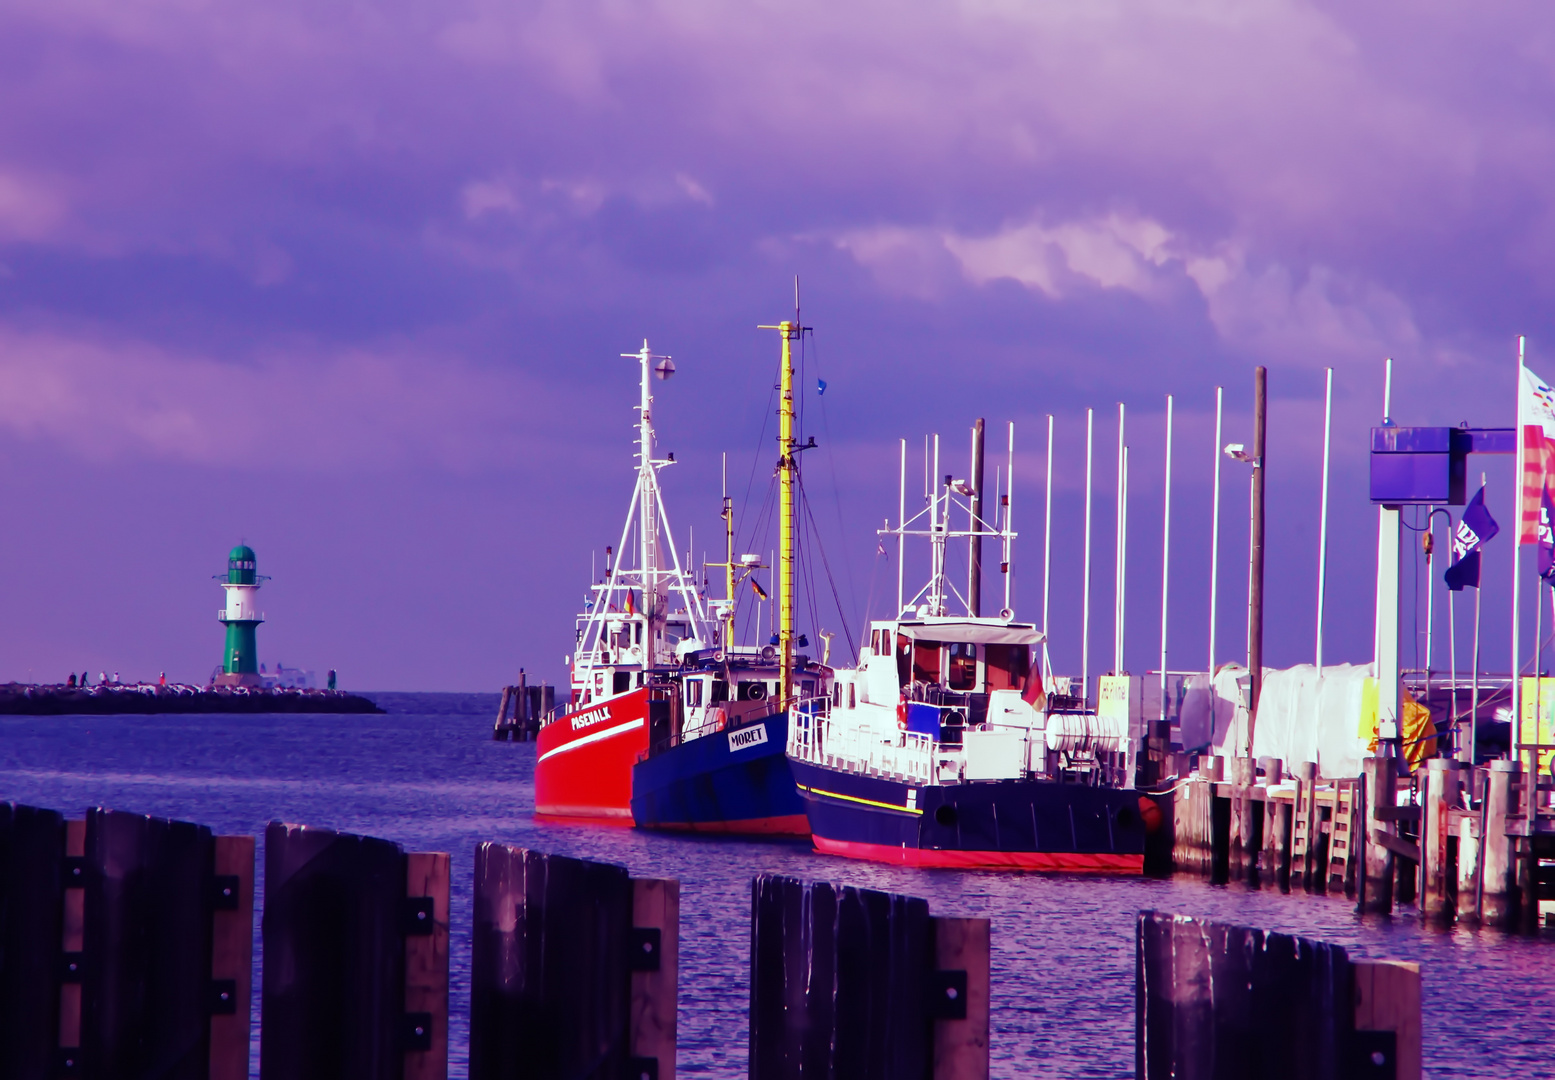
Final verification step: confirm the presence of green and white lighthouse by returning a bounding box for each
[215,544,267,687]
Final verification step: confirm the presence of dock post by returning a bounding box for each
[211,834,256,1080]
[750,875,985,1080]
[933,916,991,1080]
[405,852,450,1080]
[493,686,513,739]
[1457,769,1483,925]
[471,845,676,1080]
[1362,754,1397,914]
[631,878,680,1080]
[262,822,447,1080]
[1210,780,1231,885]
[1421,759,1457,923]
[0,802,68,1076]
[1482,759,1517,928]
[1353,960,1422,1080]
[1231,757,1256,885]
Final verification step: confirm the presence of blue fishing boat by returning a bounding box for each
[631,309,831,835]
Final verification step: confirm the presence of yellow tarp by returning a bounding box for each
[1361,680,1435,770]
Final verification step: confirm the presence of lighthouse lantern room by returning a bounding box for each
[215,544,268,688]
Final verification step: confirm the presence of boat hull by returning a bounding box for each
[632,711,809,835]
[534,688,651,822]
[790,757,1148,872]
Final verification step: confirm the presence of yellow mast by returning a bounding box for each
[723,455,736,650]
[758,316,799,708]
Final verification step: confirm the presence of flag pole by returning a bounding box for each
[1042,415,1054,679]
[1470,470,1485,766]
[1115,403,1126,675]
[1446,511,1458,757]
[1513,336,1525,759]
[1122,444,1130,676]
[1426,505,1435,716]
[1210,387,1223,675]
[1160,395,1174,729]
[1317,367,1333,673]
[1083,408,1094,704]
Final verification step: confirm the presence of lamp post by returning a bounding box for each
[1224,366,1268,755]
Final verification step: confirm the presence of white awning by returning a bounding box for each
[893,621,1045,646]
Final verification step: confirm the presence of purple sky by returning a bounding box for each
[0,1,1551,690]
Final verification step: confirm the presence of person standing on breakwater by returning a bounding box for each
[67,673,76,687]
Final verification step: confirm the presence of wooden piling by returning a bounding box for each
[211,835,255,1080]
[60,817,86,1070]
[1456,771,1482,925]
[1421,760,1457,923]
[1353,960,1422,1080]
[493,686,513,739]
[0,803,68,1077]
[630,878,679,1080]
[1361,755,1398,914]
[405,852,451,1080]
[1482,759,1517,928]
[1232,756,1257,886]
[932,916,991,1080]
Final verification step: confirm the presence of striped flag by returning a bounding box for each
[1518,365,1555,543]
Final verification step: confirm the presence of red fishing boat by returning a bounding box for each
[533,341,712,822]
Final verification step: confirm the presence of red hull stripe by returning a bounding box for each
[812,835,1143,873]
[639,814,810,837]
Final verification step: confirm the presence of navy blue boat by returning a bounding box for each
[630,656,827,835]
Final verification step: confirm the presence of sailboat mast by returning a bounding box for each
[777,320,797,706]
[723,453,736,649]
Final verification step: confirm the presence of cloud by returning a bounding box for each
[0,325,570,473]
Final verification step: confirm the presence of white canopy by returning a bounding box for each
[890,620,1045,646]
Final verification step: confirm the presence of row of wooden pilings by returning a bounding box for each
[2,799,1424,1079]
[493,673,552,742]
[1164,751,1554,930]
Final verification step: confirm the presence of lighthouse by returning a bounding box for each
[215,544,267,688]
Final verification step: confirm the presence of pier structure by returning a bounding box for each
[214,544,267,689]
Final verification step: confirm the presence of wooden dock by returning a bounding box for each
[1159,751,1555,930]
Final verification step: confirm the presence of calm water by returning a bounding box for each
[2,693,1550,1079]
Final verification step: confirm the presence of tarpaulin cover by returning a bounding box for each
[1179,663,1377,778]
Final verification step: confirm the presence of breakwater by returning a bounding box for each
[0,681,383,714]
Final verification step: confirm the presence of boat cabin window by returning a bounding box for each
[686,679,704,708]
[912,639,942,684]
[613,672,631,694]
[666,621,687,644]
[711,679,729,704]
[947,642,978,691]
[896,634,912,686]
[848,682,856,709]
[984,644,1029,691]
[833,683,842,707]
[635,622,643,645]
[800,679,815,699]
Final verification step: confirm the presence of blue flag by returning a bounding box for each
[817,378,828,395]
[1445,485,1499,591]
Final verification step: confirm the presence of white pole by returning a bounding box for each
[1042,415,1053,671]
[1316,367,1333,673]
[1121,444,1130,675]
[1375,358,1401,740]
[1115,402,1126,674]
[931,434,942,614]
[1513,336,1525,755]
[1083,408,1094,700]
[1426,506,1436,711]
[897,438,906,617]
[1006,421,1016,616]
[1160,396,1173,724]
[1210,387,1223,676]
